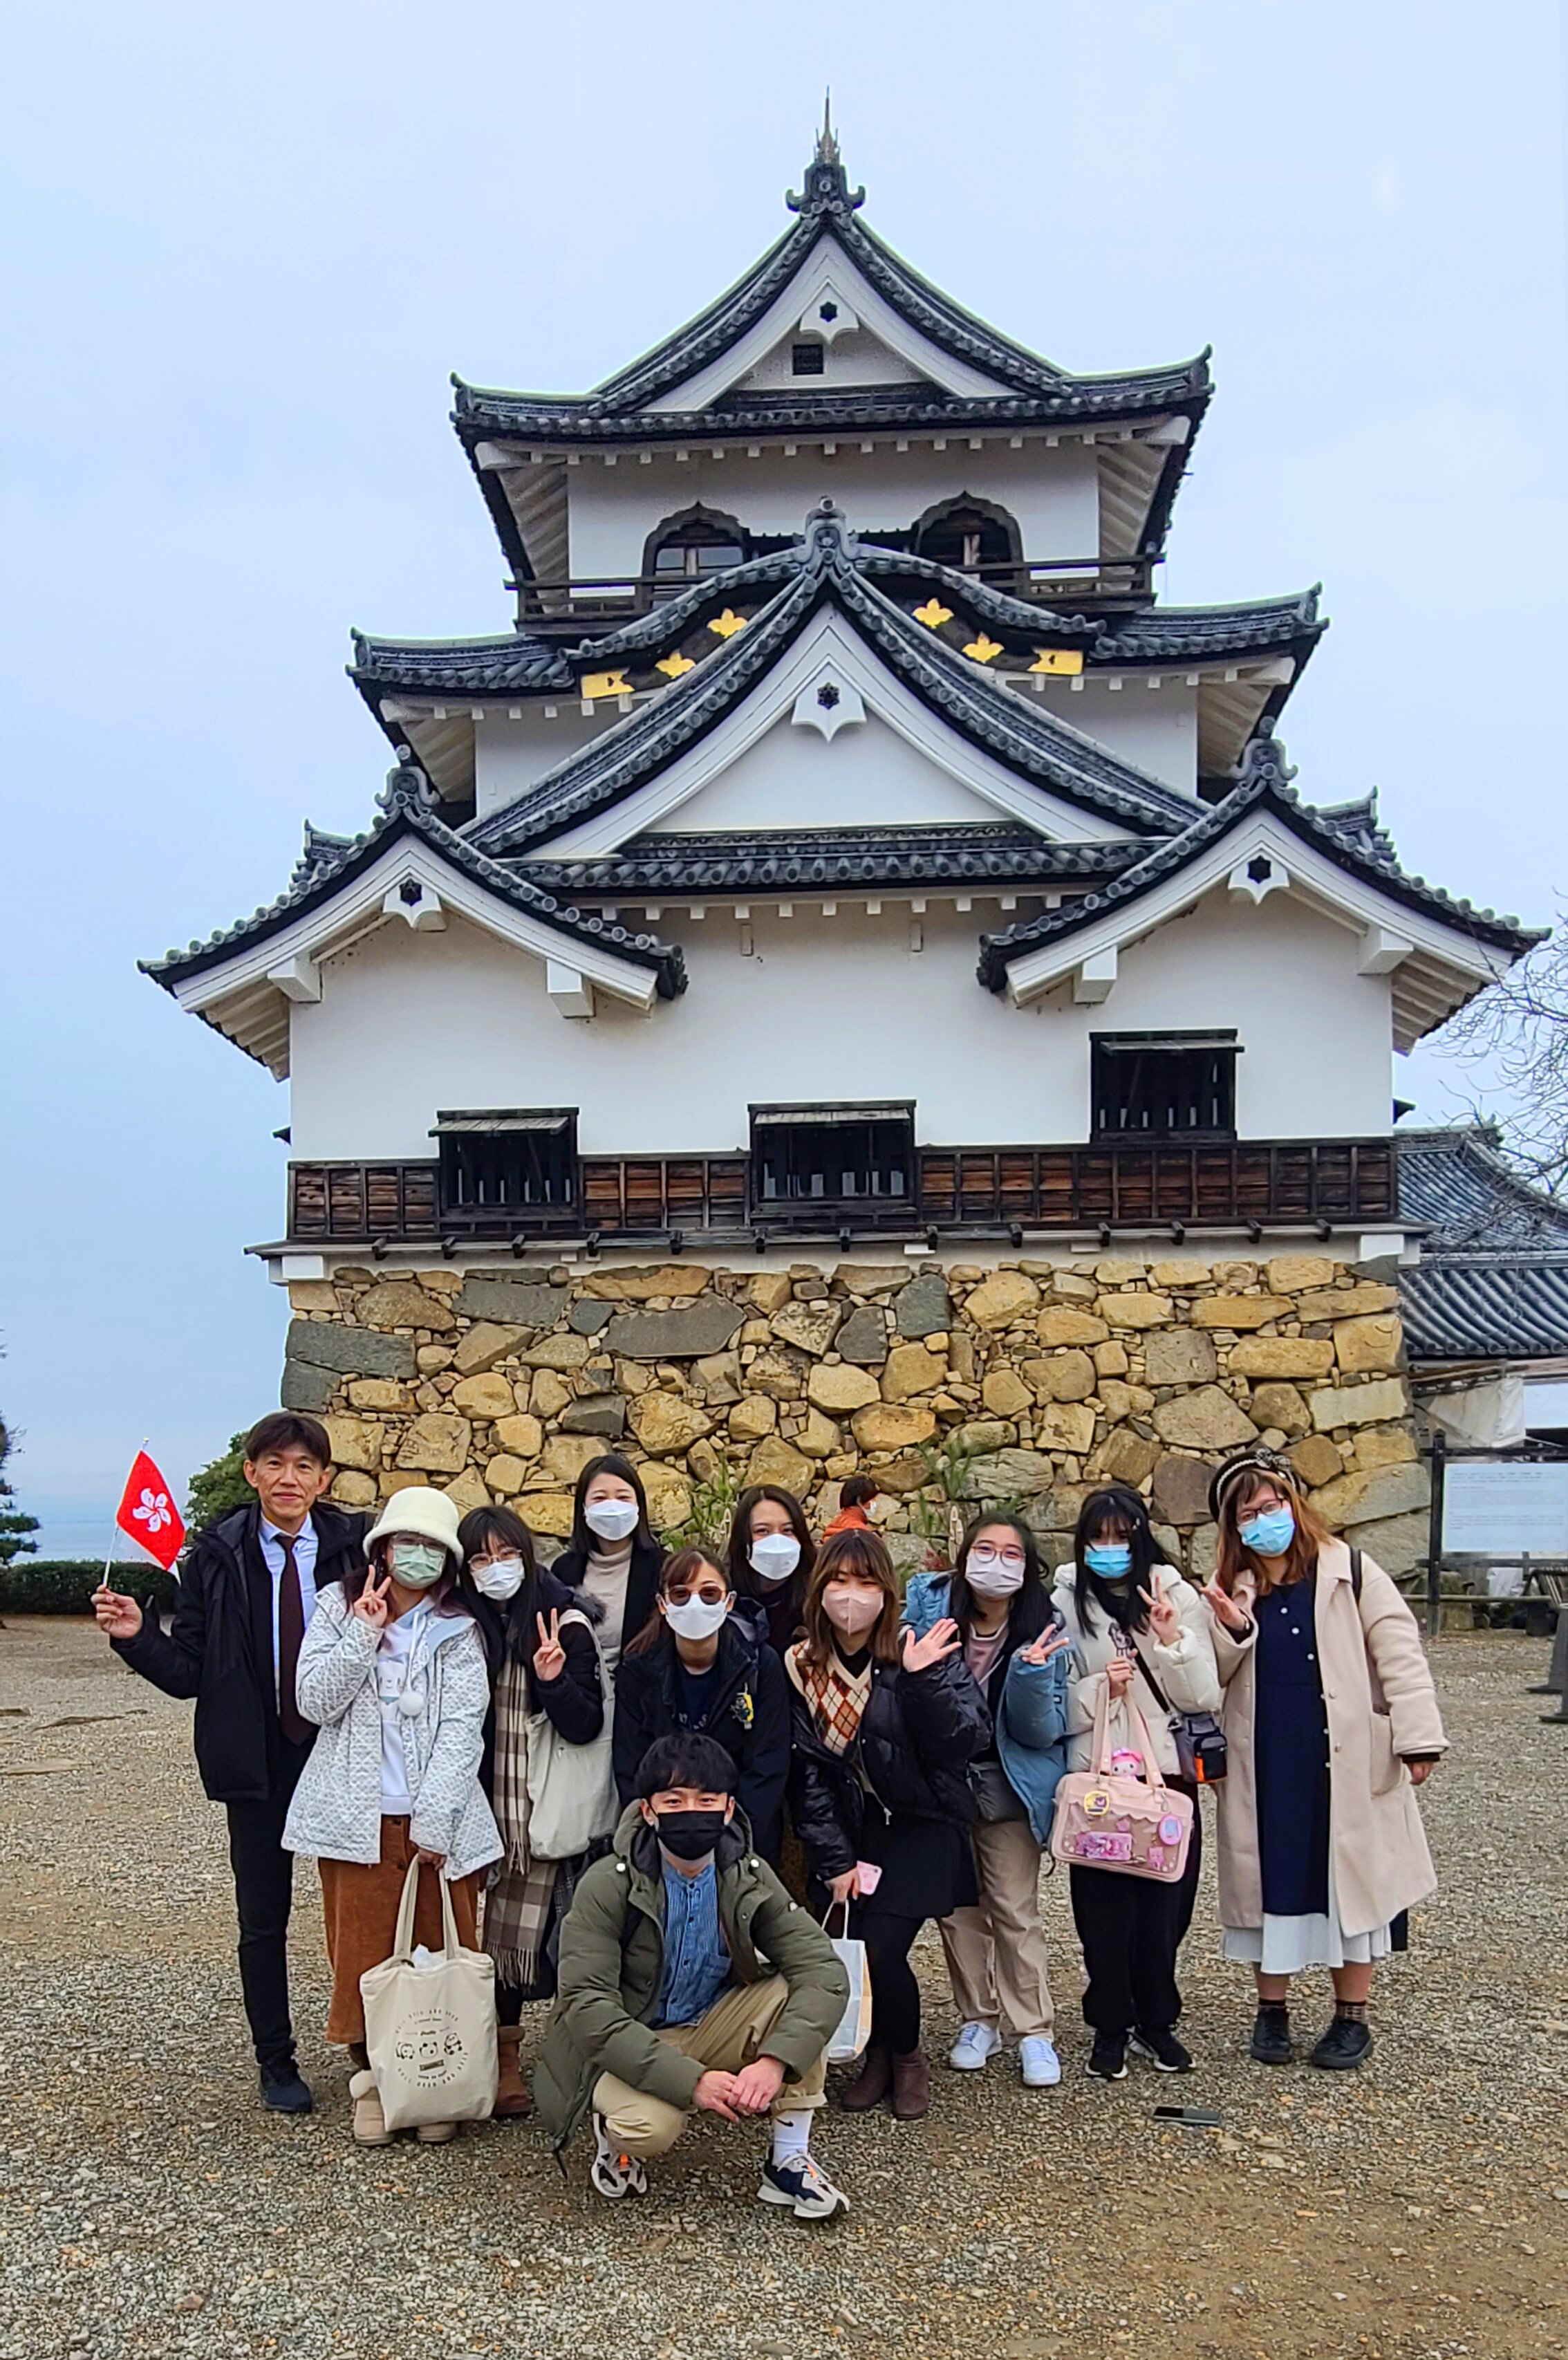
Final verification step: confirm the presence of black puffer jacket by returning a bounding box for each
[787,1652,991,1885]
[613,1617,790,1865]
[469,1569,605,1803]
[551,1535,664,1666]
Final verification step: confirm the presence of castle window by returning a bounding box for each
[649,514,746,590]
[1090,1035,1238,1140]
[915,501,1017,574]
[750,1103,915,1209]
[433,1110,579,1218]
[791,341,825,376]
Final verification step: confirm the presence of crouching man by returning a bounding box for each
[534,1732,850,2220]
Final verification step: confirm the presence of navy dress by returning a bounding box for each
[1253,1572,1332,1917]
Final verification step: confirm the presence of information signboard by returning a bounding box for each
[1441,1460,1568,1557]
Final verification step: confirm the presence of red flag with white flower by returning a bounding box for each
[115,1451,185,1570]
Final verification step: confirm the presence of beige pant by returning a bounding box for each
[940,1815,1055,2040]
[592,1974,826,2159]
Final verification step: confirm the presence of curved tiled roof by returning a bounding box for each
[976,727,1540,991]
[518,824,1147,898]
[143,759,687,1000]
[465,506,1200,860]
[1397,1128,1568,1252]
[1394,1128,1568,1362]
[1400,1259,1568,1362]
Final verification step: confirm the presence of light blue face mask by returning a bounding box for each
[1239,1506,1296,1557]
[1085,1543,1132,1581]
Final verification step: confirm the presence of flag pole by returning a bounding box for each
[99,1438,150,1595]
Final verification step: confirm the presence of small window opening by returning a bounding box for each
[1090,1037,1238,1139]
[792,341,826,376]
[915,503,1015,573]
[751,1104,914,1207]
[436,1111,579,1215]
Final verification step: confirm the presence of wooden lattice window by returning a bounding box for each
[433,1111,578,1214]
[1090,1034,1238,1140]
[751,1103,915,1207]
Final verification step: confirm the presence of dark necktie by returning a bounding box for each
[276,1534,312,1746]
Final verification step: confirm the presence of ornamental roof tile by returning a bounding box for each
[518,824,1146,898]
[1397,1258,1568,1363]
[464,505,1200,858]
[1396,1127,1568,1253]
[142,757,687,1001]
[975,724,1541,991]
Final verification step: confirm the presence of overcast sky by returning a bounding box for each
[3,0,1565,1556]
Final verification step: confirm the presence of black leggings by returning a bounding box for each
[856,1908,925,2057]
[1069,1790,1202,2036]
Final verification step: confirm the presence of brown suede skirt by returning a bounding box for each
[318,1816,482,2047]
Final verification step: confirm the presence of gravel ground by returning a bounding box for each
[1,1615,1565,2360]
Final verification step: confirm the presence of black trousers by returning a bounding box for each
[1069,1794,1202,2037]
[224,1738,312,2069]
[856,1908,924,2057]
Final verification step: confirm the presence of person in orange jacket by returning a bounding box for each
[821,1476,878,1539]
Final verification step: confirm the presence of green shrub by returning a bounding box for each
[0,1558,178,1616]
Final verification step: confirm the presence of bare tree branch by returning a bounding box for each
[1435,919,1568,1194]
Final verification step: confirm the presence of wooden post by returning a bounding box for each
[1426,1429,1446,1642]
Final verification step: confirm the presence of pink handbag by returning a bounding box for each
[1049,1688,1194,1883]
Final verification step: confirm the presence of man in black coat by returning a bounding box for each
[94,1411,366,2112]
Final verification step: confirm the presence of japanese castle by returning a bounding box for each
[143,119,1548,1550]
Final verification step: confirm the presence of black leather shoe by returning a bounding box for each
[259,2061,314,2113]
[1309,2015,1372,2070]
[1249,2008,1294,2065]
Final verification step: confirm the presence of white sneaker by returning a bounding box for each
[1020,2036,1062,2088]
[758,2153,849,2220]
[949,2023,1002,2071]
[589,2113,648,2199]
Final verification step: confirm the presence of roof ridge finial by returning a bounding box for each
[787,95,865,217]
[816,87,839,165]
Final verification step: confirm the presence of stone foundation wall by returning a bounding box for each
[281,1253,1428,1580]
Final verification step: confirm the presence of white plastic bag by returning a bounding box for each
[823,1900,872,2065]
[360,1857,497,2131]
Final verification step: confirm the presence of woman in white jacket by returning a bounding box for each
[1054,1485,1221,2083]
[283,1486,501,2144]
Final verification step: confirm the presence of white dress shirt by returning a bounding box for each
[259,1516,320,1704]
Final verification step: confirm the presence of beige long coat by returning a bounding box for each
[1208,1539,1446,1940]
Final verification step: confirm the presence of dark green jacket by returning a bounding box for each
[534,1801,848,2150]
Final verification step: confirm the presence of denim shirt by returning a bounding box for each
[653,1858,731,2027]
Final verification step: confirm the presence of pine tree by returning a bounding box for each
[0,1418,40,1568]
[183,1433,254,1536]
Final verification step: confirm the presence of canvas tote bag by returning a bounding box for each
[361,1857,498,2131]
[823,1899,873,2064]
[1048,1688,1193,1884]
[524,1611,619,1861]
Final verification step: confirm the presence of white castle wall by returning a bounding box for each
[286,890,1394,1164]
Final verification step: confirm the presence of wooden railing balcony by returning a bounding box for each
[508,552,1157,624]
[286,1136,1397,1253]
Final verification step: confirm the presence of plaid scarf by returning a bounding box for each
[483,1653,557,1989]
[786,1641,872,1757]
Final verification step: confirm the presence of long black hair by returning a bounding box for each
[455,1503,543,1671]
[726,1484,816,1608]
[950,1512,1053,1653]
[1072,1485,1162,1637]
[569,1453,656,1558]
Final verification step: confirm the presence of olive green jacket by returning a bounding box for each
[534,1802,848,2150]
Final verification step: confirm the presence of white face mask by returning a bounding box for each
[823,1583,882,1639]
[662,1593,731,1643]
[389,1539,448,1589]
[749,1532,801,1586]
[585,1498,639,1544]
[470,1554,525,1603]
[964,1547,1026,1600]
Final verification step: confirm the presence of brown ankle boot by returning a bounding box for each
[493,2023,531,2119]
[837,2043,892,2112]
[890,2047,931,2120]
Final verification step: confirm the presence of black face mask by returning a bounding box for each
[652,1808,729,1861]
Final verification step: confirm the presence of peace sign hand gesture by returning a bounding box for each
[900,1617,960,1675]
[533,1608,566,1684]
[1139,1583,1181,1647]
[352,1570,391,1630]
[1020,1625,1072,1668]
[1201,1577,1250,1635]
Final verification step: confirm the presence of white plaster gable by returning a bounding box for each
[649,236,1014,411]
[1000,807,1515,1052]
[169,836,662,1077]
[520,607,1139,859]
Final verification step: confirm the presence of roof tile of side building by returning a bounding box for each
[142,759,687,998]
[463,505,1202,859]
[1396,1126,1568,1252]
[975,726,1541,991]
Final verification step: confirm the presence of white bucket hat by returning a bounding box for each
[364,1485,464,1563]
